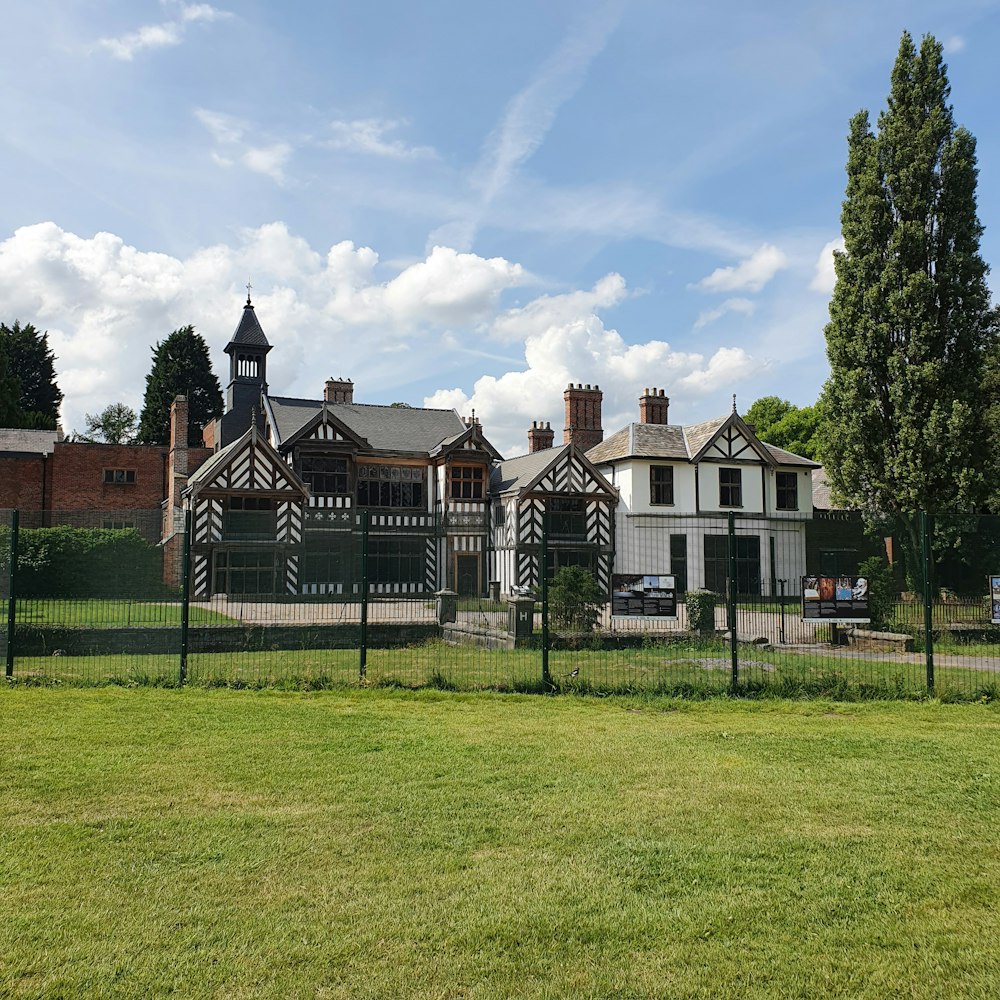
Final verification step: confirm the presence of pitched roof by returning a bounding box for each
[265,396,468,454]
[0,428,61,455]
[491,446,568,495]
[811,466,836,510]
[587,414,818,468]
[226,300,270,350]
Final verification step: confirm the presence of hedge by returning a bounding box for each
[0,525,168,598]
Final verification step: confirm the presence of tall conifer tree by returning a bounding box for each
[138,326,223,446]
[0,320,63,429]
[820,33,997,536]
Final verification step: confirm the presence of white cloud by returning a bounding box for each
[96,1,231,60]
[694,244,788,293]
[426,275,762,456]
[195,109,292,182]
[943,35,965,54]
[809,237,844,294]
[693,297,755,330]
[0,222,767,456]
[325,119,436,160]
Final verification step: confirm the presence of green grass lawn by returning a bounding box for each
[2,598,235,627]
[9,638,999,701]
[2,688,1000,998]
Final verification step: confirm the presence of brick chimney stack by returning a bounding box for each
[324,378,354,404]
[528,420,554,453]
[168,394,189,507]
[563,383,603,450]
[639,387,669,425]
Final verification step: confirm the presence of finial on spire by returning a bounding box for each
[732,393,737,414]
[246,277,253,306]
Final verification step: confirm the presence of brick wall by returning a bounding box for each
[0,455,46,509]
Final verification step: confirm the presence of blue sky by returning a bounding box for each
[2,0,999,455]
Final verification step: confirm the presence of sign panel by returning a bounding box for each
[612,574,677,619]
[801,575,870,624]
[990,576,1000,625]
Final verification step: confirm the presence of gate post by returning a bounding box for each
[920,511,934,693]
[359,510,369,682]
[540,514,550,689]
[179,510,192,685]
[5,510,19,679]
[727,511,738,693]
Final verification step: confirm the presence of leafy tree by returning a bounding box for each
[549,566,605,632]
[744,396,822,461]
[818,32,998,578]
[0,320,63,429]
[80,403,140,444]
[138,326,223,446]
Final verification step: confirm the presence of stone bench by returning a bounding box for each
[848,628,914,653]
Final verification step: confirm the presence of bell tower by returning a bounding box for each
[220,292,272,446]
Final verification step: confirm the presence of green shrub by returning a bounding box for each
[686,589,718,635]
[858,555,896,630]
[548,566,605,632]
[13,526,167,598]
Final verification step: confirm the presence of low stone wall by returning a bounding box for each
[441,622,514,651]
[11,623,438,657]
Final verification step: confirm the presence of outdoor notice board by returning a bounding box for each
[991,576,1000,624]
[801,575,870,624]
[612,574,677,619]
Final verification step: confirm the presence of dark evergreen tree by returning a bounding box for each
[0,320,63,429]
[0,336,23,426]
[819,32,998,569]
[138,326,223,446]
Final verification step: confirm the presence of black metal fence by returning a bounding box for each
[4,506,1000,701]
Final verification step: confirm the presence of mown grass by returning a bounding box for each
[2,598,235,626]
[9,638,999,702]
[2,688,1000,998]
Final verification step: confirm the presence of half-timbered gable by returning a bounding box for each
[490,443,617,596]
[184,424,309,597]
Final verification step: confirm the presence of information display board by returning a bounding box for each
[612,574,677,619]
[801,575,870,624]
[990,576,1000,625]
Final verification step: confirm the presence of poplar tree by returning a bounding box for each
[138,326,223,446]
[819,33,997,556]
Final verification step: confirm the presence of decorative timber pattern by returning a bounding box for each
[704,425,755,462]
[532,450,609,495]
[194,498,224,542]
[276,501,302,543]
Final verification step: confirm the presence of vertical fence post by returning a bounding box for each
[921,511,934,693]
[727,511,738,693]
[5,510,19,679]
[359,510,369,683]
[179,510,191,685]
[540,514,550,689]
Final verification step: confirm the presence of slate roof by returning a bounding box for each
[491,446,569,495]
[586,415,818,468]
[811,466,835,510]
[186,434,245,490]
[266,396,468,455]
[0,428,61,455]
[226,300,270,350]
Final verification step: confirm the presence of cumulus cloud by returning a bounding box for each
[425,276,760,456]
[0,222,763,456]
[96,1,231,60]
[324,119,437,160]
[809,237,844,294]
[694,244,788,293]
[196,109,292,182]
[693,297,755,330]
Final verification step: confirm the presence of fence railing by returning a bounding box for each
[4,506,1000,700]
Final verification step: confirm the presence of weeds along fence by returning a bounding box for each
[3,506,1000,700]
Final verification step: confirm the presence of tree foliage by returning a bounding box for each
[80,403,140,444]
[819,32,997,525]
[0,320,63,429]
[138,326,223,446]
[744,396,822,461]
